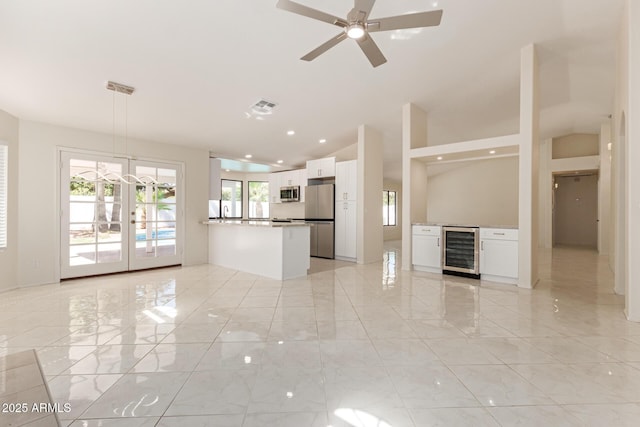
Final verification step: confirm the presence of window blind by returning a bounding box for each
[0,144,7,248]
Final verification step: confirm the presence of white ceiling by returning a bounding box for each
[0,0,623,180]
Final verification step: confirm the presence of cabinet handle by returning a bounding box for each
[481,241,484,250]
[437,237,440,247]
[494,232,505,236]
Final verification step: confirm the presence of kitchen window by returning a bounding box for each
[383,190,396,226]
[0,144,7,248]
[248,181,269,219]
[221,179,242,218]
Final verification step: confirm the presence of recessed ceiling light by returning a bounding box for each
[432,1,439,7]
[489,150,496,154]
[287,130,295,136]
[245,154,252,159]
[277,160,283,164]
[437,156,443,160]
[225,169,230,172]
[319,139,327,144]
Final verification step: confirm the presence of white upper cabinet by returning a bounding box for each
[268,173,281,204]
[335,160,357,201]
[269,168,307,203]
[306,157,336,178]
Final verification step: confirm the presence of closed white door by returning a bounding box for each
[61,152,182,278]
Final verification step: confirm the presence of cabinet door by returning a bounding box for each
[298,169,306,202]
[412,235,441,268]
[480,239,518,278]
[268,173,280,204]
[335,162,347,201]
[346,160,357,200]
[344,201,357,258]
[335,202,346,257]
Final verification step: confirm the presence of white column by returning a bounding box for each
[598,121,612,255]
[401,104,428,271]
[357,125,383,264]
[518,44,540,289]
[625,0,640,320]
[538,138,552,249]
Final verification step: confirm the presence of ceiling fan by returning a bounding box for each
[276,0,443,67]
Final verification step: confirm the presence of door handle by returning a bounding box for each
[131,220,136,224]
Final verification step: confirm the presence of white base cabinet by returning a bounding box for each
[412,225,442,273]
[335,200,357,261]
[480,228,518,285]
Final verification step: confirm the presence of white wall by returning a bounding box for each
[427,156,519,226]
[383,179,402,241]
[18,120,209,287]
[552,133,599,159]
[0,109,19,292]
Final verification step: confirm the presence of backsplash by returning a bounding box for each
[271,202,306,219]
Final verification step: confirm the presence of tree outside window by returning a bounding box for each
[221,179,242,218]
[383,190,396,226]
[248,181,269,219]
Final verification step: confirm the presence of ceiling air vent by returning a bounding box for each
[250,99,277,115]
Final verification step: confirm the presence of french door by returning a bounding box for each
[60,151,182,279]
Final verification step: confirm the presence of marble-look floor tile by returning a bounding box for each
[424,338,503,365]
[323,365,404,410]
[37,346,98,376]
[243,412,328,427]
[68,418,160,426]
[267,321,318,341]
[449,365,554,406]
[488,405,582,427]
[63,345,155,374]
[563,403,640,427]
[156,415,244,427]
[372,339,440,366]
[165,369,257,415]
[410,408,500,427]
[261,340,321,369]
[316,320,369,340]
[216,321,271,343]
[574,336,640,362]
[48,374,122,420]
[160,323,224,344]
[196,342,265,371]
[319,340,383,367]
[80,372,189,418]
[387,365,480,408]
[519,337,616,363]
[471,337,557,364]
[131,343,209,372]
[512,363,640,404]
[328,407,416,427]
[247,367,325,413]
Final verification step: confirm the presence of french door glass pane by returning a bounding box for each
[68,158,125,269]
[248,181,269,219]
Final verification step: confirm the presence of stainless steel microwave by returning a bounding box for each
[280,186,300,202]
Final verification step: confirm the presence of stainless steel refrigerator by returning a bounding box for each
[305,184,335,259]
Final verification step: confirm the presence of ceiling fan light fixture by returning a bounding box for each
[346,24,365,39]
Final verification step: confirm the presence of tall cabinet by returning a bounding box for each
[335,160,357,261]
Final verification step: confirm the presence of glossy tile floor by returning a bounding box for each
[2,243,640,426]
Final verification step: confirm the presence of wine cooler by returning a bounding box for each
[442,226,480,278]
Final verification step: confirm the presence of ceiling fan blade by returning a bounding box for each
[353,0,376,20]
[367,9,443,32]
[301,32,348,62]
[277,0,347,27]
[356,34,387,67]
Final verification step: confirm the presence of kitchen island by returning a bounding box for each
[204,220,310,280]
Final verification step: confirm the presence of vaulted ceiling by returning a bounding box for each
[0,0,623,180]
